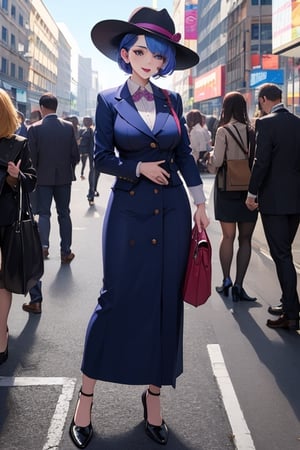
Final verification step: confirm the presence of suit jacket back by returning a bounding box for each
[28,115,80,185]
[249,108,300,214]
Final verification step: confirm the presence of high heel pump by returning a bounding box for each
[69,389,93,449]
[141,389,168,445]
[0,327,9,365]
[232,284,257,302]
[216,277,232,297]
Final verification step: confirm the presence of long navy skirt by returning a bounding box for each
[81,180,191,388]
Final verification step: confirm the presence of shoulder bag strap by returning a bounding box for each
[162,89,181,135]
[223,125,248,156]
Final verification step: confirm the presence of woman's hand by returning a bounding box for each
[139,160,170,185]
[7,160,21,178]
[193,203,210,232]
[6,160,21,188]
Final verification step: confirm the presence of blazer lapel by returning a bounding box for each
[151,84,170,136]
[114,82,171,139]
[114,83,154,138]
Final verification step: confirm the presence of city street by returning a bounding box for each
[0,170,299,450]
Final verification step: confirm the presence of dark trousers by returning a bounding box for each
[29,280,42,304]
[261,213,300,318]
[37,184,72,255]
[87,153,100,200]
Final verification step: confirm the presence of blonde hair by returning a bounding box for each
[0,89,19,138]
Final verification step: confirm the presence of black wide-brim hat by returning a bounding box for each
[91,7,199,70]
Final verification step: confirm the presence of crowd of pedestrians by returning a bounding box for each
[0,8,299,449]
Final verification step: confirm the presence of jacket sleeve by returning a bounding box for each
[94,92,139,180]
[19,138,37,193]
[248,119,272,196]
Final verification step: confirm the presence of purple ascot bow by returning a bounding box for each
[132,88,154,102]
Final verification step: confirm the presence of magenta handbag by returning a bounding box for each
[183,226,212,307]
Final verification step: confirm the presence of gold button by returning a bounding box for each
[154,209,160,215]
[154,188,159,194]
[170,158,174,163]
[150,142,157,149]
[129,239,135,247]
[151,239,157,245]
[129,190,135,196]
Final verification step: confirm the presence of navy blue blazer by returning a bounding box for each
[94,81,202,191]
[28,115,80,186]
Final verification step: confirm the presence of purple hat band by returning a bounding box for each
[134,22,181,43]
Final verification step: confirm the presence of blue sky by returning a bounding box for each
[43,1,173,88]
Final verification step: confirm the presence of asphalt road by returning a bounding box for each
[0,170,299,450]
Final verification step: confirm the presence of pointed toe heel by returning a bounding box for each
[232,285,257,302]
[216,277,232,297]
[69,389,93,449]
[141,389,169,445]
[0,328,9,365]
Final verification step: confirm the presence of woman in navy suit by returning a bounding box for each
[70,7,209,448]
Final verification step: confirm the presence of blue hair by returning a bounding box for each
[117,33,176,77]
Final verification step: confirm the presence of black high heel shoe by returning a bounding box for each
[69,389,93,449]
[141,389,168,445]
[216,277,232,297]
[0,327,9,366]
[232,285,257,302]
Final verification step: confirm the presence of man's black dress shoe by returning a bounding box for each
[266,315,299,330]
[22,302,42,314]
[141,389,168,445]
[267,303,283,316]
[69,389,93,449]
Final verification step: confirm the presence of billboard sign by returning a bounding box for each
[273,0,300,56]
[249,69,284,88]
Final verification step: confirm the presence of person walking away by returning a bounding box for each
[78,117,99,206]
[15,111,28,137]
[0,89,36,364]
[186,109,211,172]
[246,83,300,330]
[69,7,209,449]
[207,91,258,301]
[26,93,80,264]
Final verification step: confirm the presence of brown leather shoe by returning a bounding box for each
[43,247,49,260]
[61,252,75,264]
[266,315,299,330]
[22,302,42,314]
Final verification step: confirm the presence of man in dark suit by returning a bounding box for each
[246,83,300,330]
[22,93,80,314]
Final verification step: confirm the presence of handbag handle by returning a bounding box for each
[223,125,248,156]
[16,179,34,224]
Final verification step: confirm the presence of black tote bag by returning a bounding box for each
[2,181,44,295]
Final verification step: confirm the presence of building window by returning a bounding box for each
[252,0,271,4]
[18,66,23,81]
[18,13,24,27]
[251,23,272,41]
[11,5,16,19]
[1,57,7,74]
[11,33,15,49]
[11,62,16,77]
[2,26,8,43]
[1,0,8,11]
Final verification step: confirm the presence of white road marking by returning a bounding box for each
[0,377,76,450]
[207,344,256,450]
